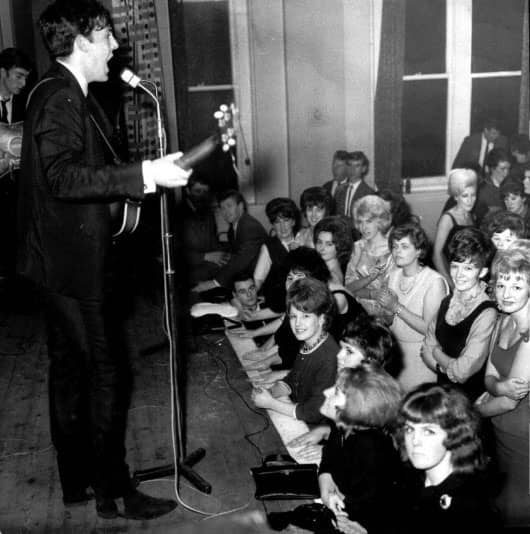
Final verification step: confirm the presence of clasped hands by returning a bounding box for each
[374,287,399,312]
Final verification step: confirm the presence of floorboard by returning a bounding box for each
[0,285,310,533]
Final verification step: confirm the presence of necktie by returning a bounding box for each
[0,99,8,123]
[227,224,235,246]
[334,183,350,216]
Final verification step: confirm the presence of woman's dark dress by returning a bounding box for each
[319,424,401,534]
[435,295,496,400]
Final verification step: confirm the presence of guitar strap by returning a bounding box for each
[88,112,122,165]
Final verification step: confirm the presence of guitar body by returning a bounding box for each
[110,199,142,237]
[109,103,235,238]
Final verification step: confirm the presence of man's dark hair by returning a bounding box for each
[0,48,33,72]
[39,0,112,58]
[483,117,501,131]
[232,271,254,289]
[217,189,246,209]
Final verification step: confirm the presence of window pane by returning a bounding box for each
[472,0,525,72]
[184,1,232,86]
[470,76,521,139]
[404,0,445,75]
[402,79,447,178]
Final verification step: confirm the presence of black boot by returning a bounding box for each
[122,490,177,520]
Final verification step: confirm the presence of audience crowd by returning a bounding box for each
[184,132,530,532]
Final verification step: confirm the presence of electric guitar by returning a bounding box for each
[111,103,236,237]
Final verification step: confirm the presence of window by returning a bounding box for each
[402,0,525,186]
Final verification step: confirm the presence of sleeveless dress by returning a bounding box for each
[260,236,289,312]
[435,296,496,400]
[387,267,448,391]
[490,333,530,526]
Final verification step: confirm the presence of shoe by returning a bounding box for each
[63,488,94,506]
[96,497,119,519]
[122,490,177,520]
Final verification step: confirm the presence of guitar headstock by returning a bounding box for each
[214,104,237,152]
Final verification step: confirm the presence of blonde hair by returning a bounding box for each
[447,168,478,197]
[353,195,392,234]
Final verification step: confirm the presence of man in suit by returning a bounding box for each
[333,151,375,219]
[17,0,191,519]
[452,117,509,171]
[0,48,32,280]
[322,149,350,205]
[192,189,267,295]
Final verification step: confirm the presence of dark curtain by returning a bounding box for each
[518,0,529,133]
[374,0,406,193]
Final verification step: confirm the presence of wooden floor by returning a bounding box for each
[0,282,307,534]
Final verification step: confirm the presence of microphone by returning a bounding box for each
[120,68,142,89]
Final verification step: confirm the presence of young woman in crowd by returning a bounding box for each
[240,247,364,372]
[318,363,402,534]
[422,228,497,400]
[394,383,499,534]
[481,209,526,251]
[294,186,333,248]
[433,168,477,287]
[314,216,353,285]
[377,222,448,391]
[250,277,338,424]
[345,195,394,317]
[287,314,397,462]
[500,177,529,226]
[253,197,300,311]
[475,242,530,527]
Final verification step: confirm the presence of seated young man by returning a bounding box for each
[192,189,267,298]
[230,273,281,346]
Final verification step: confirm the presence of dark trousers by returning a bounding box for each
[43,289,133,499]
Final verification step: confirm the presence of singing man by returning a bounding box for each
[17,0,191,520]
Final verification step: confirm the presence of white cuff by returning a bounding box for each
[141,160,157,194]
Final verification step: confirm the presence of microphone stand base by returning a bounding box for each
[132,448,212,494]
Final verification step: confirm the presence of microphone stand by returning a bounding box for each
[130,80,211,495]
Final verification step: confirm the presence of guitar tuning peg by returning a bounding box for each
[227,138,236,147]
[219,104,228,112]
[222,143,230,152]
[213,110,224,120]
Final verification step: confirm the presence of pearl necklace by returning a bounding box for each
[398,266,423,295]
[300,332,328,354]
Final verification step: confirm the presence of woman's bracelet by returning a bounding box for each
[394,304,403,316]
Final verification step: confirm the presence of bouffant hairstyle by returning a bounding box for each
[500,177,526,201]
[389,222,430,263]
[396,383,487,474]
[39,0,112,58]
[482,210,525,240]
[341,315,397,370]
[335,363,401,430]
[353,195,392,235]
[313,216,354,267]
[300,186,333,217]
[286,277,336,331]
[284,247,330,283]
[490,239,530,284]
[265,197,301,234]
[485,148,510,170]
[378,189,416,228]
[447,227,493,269]
[447,168,478,197]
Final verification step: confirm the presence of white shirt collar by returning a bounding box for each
[57,59,88,96]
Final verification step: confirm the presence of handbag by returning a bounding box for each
[250,454,320,500]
